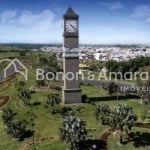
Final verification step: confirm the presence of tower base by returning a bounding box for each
[62,88,82,104]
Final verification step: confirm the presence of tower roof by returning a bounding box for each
[63,7,79,19]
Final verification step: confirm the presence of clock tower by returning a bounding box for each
[62,7,82,104]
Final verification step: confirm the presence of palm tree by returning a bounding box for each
[60,112,91,150]
[109,104,137,144]
[95,104,110,125]
[1,108,27,140]
[95,104,137,144]
[46,94,61,114]
[1,107,14,125]
[18,89,31,105]
[7,120,26,140]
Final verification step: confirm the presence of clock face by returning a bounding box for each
[65,20,78,32]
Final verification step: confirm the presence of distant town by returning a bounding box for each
[36,45,150,62]
[1,44,150,62]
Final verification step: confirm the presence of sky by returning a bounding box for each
[0,0,150,44]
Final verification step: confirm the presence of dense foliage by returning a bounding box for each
[1,108,26,140]
[46,94,61,114]
[95,104,137,144]
[60,112,91,150]
[105,56,150,79]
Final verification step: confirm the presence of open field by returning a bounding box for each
[1,80,149,150]
[0,51,150,150]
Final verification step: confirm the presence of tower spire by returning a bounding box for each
[63,7,78,19]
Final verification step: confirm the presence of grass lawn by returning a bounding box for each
[81,85,107,97]
[108,127,150,150]
[28,141,67,150]
[0,52,150,150]
[0,52,19,58]
[0,88,149,150]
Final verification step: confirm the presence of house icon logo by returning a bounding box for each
[0,58,28,81]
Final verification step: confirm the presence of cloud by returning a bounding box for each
[0,10,17,24]
[98,1,124,10]
[132,5,150,22]
[0,9,61,43]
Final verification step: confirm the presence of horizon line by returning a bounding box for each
[0,43,150,46]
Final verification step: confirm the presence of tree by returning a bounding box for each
[18,89,36,143]
[136,66,150,104]
[39,56,49,66]
[88,60,102,71]
[27,107,37,149]
[46,94,61,114]
[144,92,150,104]
[119,61,130,79]
[36,80,45,87]
[109,104,137,144]
[38,53,60,71]
[107,82,120,101]
[1,108,14,125]
[95,104,110,125]
[105,60,118,73]
[18,89,31,105]
[19,51,26,56]
[105,57,150,80]
[6,120,26,139]
[60,112,91,150]
[95,104,137,144]
[1,108,26,140]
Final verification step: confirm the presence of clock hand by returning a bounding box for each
[70,24,76,30]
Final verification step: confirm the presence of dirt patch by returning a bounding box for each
[0,96,9,107]
[99,128,115,150]
[0,75,16,86]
